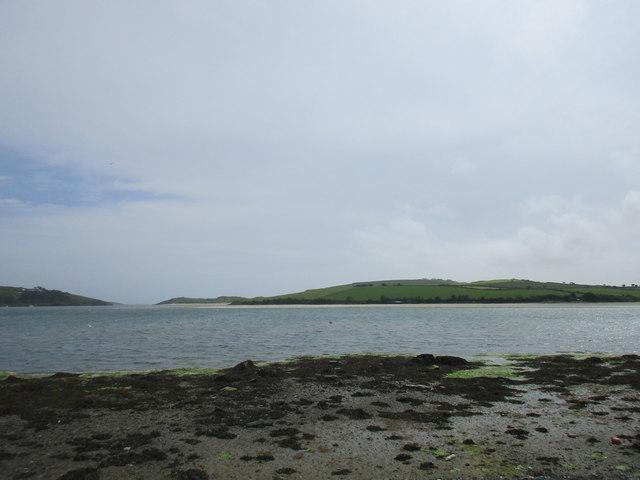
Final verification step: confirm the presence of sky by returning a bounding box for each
[1,1,640,304]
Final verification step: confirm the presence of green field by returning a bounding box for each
[240,278,640,305]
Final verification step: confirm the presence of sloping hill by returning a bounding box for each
[157,296,247,305]
[240,279,640,305]
[0,286,112,307]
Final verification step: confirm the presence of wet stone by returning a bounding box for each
[336,408,372,420]
[276,467,297,475]
[270,428,300,437]
[256,453,275,462]
[171,469,210,480]
[394,453,412,461]
[419,461,436,470]
[56,468,100,480]
[366,425,386,432]
[402,443,421,451]
[320,415,339,422]
[331,468,351,475]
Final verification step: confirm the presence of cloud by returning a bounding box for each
[622,190,640,219]
[352,192,637,285]
[612,150,640,184]
[450,159,477,176]
[1,1,640,301]
[0,198,27,208]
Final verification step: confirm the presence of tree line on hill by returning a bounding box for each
[238,292,640,305]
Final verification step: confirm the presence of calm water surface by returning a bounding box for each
[1,304,639,373]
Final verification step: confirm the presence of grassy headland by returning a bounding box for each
[239,278,640,305]
[0,286,112,307]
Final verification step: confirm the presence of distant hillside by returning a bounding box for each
[157,296,248,305]
[239,278,640,305]
[0,286,112,307]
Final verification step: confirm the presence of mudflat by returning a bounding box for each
[1,354,639,479]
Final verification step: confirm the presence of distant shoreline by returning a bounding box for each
[161,302,640,309]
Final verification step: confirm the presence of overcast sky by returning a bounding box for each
[1,1,640,304]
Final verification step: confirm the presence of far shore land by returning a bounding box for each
[159,302,640,309]
[1,353,639,480]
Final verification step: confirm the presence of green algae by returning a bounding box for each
[448,439,534,478]
[444,365,521,379]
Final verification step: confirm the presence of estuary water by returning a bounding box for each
[1,304,640,373]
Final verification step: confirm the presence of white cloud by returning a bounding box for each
[352,192,638,285]
[0,198,26,208]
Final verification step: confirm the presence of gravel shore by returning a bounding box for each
[1,354,639,479]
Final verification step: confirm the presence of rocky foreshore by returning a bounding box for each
[1,354,639,479]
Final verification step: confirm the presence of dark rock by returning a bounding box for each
[256,453,275,462]
[56,468,100,480]
[419,461,436,470]
[195,427,237,439]
[395,453,412,461]
[3,375,25,383]
[351,391,374,397]
[0,450,17,460]
[232,360,256,371]
[402,443,421,451]
[50,372,80,378]
[320,415,339,421]
[213,374,234,383]
[246,420,273,428]
[584,356,604,364]
[277,437,303,450]
[436,355,469,366]
[276,467,297,475]
[462,438,475,445]
[410,354,436,365]
[536,456,560,464]
[140,447,168,461]
[171,469,209,480]
[331,469,351,476]
[269,428,300,437]
[366,425,386,432]
[336,408,372,420]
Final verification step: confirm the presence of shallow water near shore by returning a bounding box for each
[1,304,640,373]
